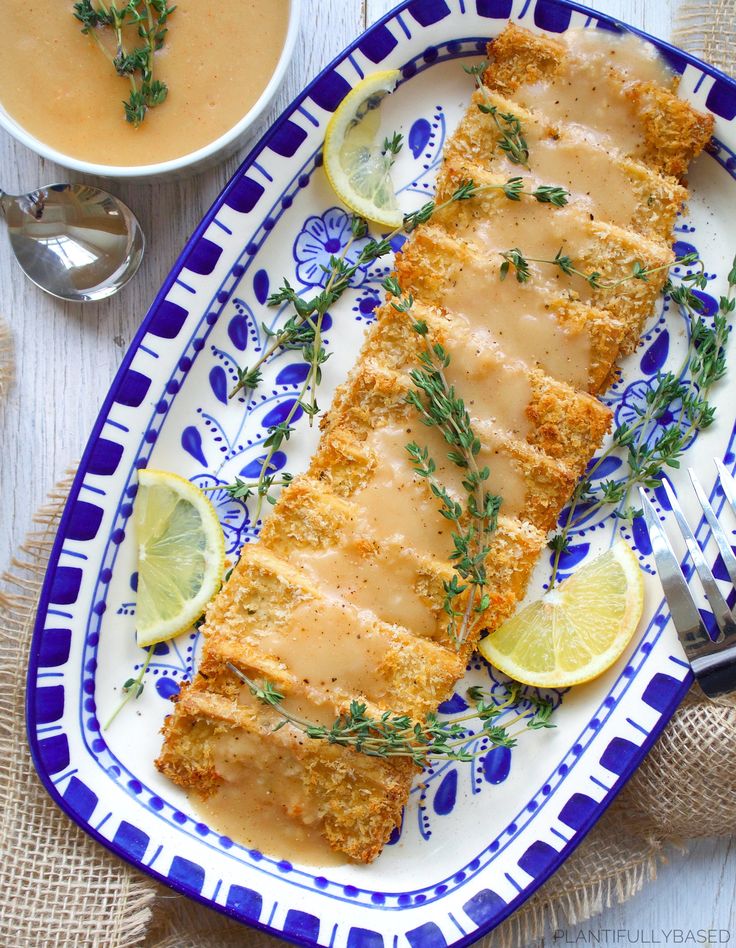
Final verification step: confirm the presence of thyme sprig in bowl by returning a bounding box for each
[73,0,176,128]
[0,1,301,179]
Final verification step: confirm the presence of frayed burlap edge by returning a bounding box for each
[673,0,736,79]
[0,473,157,948]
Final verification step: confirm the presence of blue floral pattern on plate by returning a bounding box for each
[294,208,370,287]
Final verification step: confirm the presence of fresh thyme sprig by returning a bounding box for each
[104,645,154,729]
[547,253,734,588]
[241,229,372,520]
[403,177,568,232]
[499,247,702,290]
[383,132,404,157]
[464,62,529,166]
[228,663,554,764]
[73,1,175,127]
[220,176,569,515]
[229,216,369,401]
[383,281,502,648]
[202,473,294,504]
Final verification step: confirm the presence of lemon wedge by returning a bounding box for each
[134,469,225,647]
[323,69,403,228]
[479,542,644,688]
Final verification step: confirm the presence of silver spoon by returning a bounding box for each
[0,182,145,302]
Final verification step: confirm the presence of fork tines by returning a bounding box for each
[639,459,736,698]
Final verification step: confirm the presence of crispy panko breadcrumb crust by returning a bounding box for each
[156,23,713,864]
[483,23,713,181]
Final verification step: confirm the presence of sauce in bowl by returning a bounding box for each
[0,1,290,167]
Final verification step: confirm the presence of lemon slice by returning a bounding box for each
[479,542,644,688]
[134,469,225,647]
[323,69,403,228]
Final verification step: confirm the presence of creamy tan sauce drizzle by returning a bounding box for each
[350,426,457,562]
[473,428,529,516]
[441,253,590,388]
[462,205,593,290]
[443,329,533,438]
[507,128,640,228]
[562,28,674,86]
[255,598,392,701]
[192,729,346,866]
[0,1,288,166]
[513,28,672,156]
[416,421,528,518]
[290,542,439,637]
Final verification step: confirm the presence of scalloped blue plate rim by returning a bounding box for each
[25,0,734,944]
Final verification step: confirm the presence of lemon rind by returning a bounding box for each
[322,69,403,229]
[479,542,644,689]
[134,469,226,648]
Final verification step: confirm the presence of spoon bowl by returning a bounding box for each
[0,183,145,302]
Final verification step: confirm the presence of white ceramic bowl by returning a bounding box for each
[0,0,301,181]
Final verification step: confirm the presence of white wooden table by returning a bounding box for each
[1,0,732,941]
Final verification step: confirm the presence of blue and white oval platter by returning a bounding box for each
[27,1,736,945]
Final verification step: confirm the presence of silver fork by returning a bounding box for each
[639,459,736,699]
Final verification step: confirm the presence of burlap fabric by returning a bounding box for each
[673,0,736,75]
[2,6,736,944]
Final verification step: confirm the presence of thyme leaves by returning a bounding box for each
[228,663,554,765]
[464,61,529,166]
[384,282,502,648]
[498,247,702,290]
[547,254,734,588]
[73,0,175,127]
[104,645,154,729]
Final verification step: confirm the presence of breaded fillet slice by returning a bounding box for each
[444,88,687,243]
[395,226,626,391]
[259,477,456,647]
[199,543,466,717]
[366,299,612,469]
[259,471,549,651]
[156,681,415,863]
[316,359,577,532]
[434,161,674,352]
[309,430,547,648]
[309,371,547,616]
[483,23,713,180]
